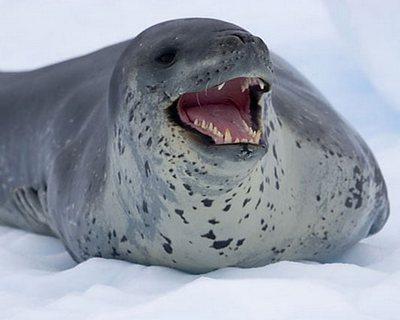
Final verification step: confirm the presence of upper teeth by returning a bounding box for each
[217,82,226,90]
[216,77,265,92]
[240,77,265,92]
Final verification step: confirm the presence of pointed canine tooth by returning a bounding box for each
[234,138,240,143]
[242,120,250,132]
[217,82,225,90]
[224,128,232,143]
[241,79,249,92]
[254,130,261,144]
[201,120,207,129]
[259,79,265,90]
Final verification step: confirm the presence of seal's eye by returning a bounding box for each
[155,49,177,66]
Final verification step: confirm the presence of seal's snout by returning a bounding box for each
[216,30,270,60]
[217,32,250,47]
[220,31,262,46]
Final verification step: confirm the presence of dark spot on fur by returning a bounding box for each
[201,230,216,240]
[144,161,151,177]
[208,219,220,225]
[255,198,261,210]
[112,247,120,257]
[160,233,171,243]
[272,145,278,160]
[223,204,231,212]
[142,200,148,213]
[345,197,353,208]
[269,121,275,131]
[175,209,189,224]
[211,238,233,249]
[120,235,127,242]
[183,184,192,194]
[242,198,251,207]
[201,198,214,207]
[163,243,173,254]
[128,109,134,122]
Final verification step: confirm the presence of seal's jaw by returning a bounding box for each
[172,77,269,146]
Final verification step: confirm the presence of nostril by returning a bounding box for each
[231,33,246,44]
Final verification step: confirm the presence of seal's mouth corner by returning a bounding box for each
[169,77,269,146]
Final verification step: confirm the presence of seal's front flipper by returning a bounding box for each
[12,186,53,235]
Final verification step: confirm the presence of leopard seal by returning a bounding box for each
[0,18,389,273]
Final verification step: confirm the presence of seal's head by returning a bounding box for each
[110,18,273,181]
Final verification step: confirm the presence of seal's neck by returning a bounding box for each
[93,92,288,268]
[105,82,276,204]
[104,92,284,222]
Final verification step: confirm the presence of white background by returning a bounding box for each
[1,1,399,319]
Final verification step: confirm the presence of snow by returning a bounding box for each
[0,1,399,319]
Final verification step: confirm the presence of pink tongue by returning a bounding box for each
[186,104,249,138]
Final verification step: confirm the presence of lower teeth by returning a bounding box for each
[192,118,261,144]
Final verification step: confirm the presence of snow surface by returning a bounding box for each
[0,1,399,319]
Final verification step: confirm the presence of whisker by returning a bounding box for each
[204,79,211,96]
[196,92,201,107]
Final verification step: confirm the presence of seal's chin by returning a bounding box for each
[171,77,269,146]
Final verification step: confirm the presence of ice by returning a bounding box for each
[0,1,399,319]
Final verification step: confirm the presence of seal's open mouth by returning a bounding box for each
[173,77,269,145]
